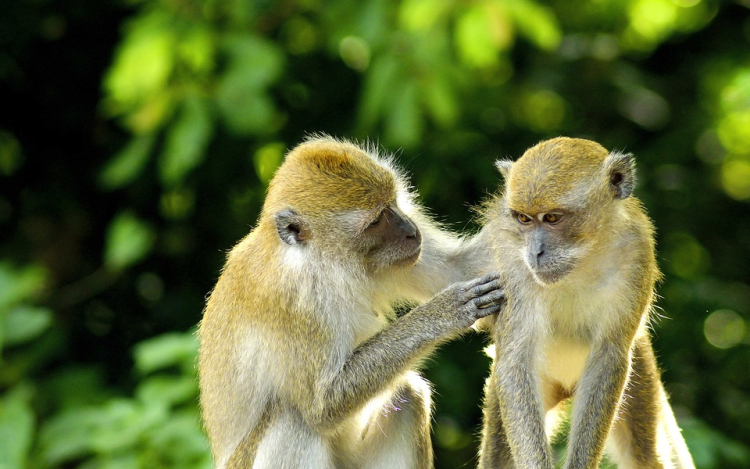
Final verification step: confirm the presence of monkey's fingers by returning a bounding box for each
[466,273,502,297]
[473,289,506,309]
[475,303,503,319]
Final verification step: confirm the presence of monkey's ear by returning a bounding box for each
[605,151,636,199]
[275,209,311,245]
[494,160,513,179]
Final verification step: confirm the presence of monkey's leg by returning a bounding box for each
[251,409,336,469]
[606,339,695,469]
[564,341,631,469]
[359,371,434,469]
[478,370,515,469]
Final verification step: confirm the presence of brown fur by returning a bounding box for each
[198,136,503,469]
[472,137,694,469]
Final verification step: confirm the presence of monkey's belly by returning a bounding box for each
[542,338,590,391]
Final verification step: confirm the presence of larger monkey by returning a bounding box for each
[474,138,694,468]
[198,136,504,469]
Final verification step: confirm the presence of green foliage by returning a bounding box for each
[0,386,34,469]
[103,212,156,271]
[2,0,750,468]
[36,332,209,469]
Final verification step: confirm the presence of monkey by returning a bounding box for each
[197,135,505,469]
[469,137,694,469]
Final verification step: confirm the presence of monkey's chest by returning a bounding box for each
[541,337,590,391]
[539,289,620,390]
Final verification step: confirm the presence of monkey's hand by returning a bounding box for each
[423,273,505,330]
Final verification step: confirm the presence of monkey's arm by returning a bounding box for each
[305,274,504,430]
[492,303,554,469]
[565,340,632,469]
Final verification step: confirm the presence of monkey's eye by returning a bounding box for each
[368,211,384,228]
[515,212,532,224]
[543,213,563,224]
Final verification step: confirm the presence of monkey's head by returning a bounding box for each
[262,136,422,273]
[495,137,636,286]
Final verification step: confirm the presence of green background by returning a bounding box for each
[1,0,749,467]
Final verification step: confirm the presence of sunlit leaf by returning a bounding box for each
[178,25,216,75]
[159,96,213,187]
[399,0,452,31]
[3,305,53,347]
[386,81,423,148]
[721,155,750,201]
[99,134,155,190]
[455,4,510,67]
[103,211,156,271]
[253,142,285,184]
[0,385,34,469]
[133,332,198,375]
[103,11,175,116]
[507,0,561,51]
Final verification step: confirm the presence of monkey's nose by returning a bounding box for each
[531,246,545,268]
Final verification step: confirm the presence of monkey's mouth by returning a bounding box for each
[529,264,573,286]
[395,245,422,267]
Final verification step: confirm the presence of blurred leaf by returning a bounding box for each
[455,4,510,68]
[177,25,216,75]
[159,96,213,187]
[216,34,283,135]
[681,417,750,468]
[145,410,212,468]
[664,232,711,280]
[3,305,53,347]
[0,262,47,313]
[423,76,458,127]
[135,375,197,407]
[79,454,139,469]
[99,134,155,190]
[103,10,175,117]
[160,188,196,220]
[385,81,423,148]
[0,385,34,469]
[358,55,399,130]
[103,211,156,271]
[43,367,109,410]
[399,0,452,31]
[253,142,285,184]
[39,399,165,465]
[0,130,23,176]
[507,0,561,51]
[133,332,198,375]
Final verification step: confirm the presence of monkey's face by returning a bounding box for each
[496,137,638,287]
[359,204,422,273]
[509,208,585,286]
[273,202,421,273]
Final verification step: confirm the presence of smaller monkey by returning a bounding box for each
[472,138,694,469]
[198,136,504,469]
